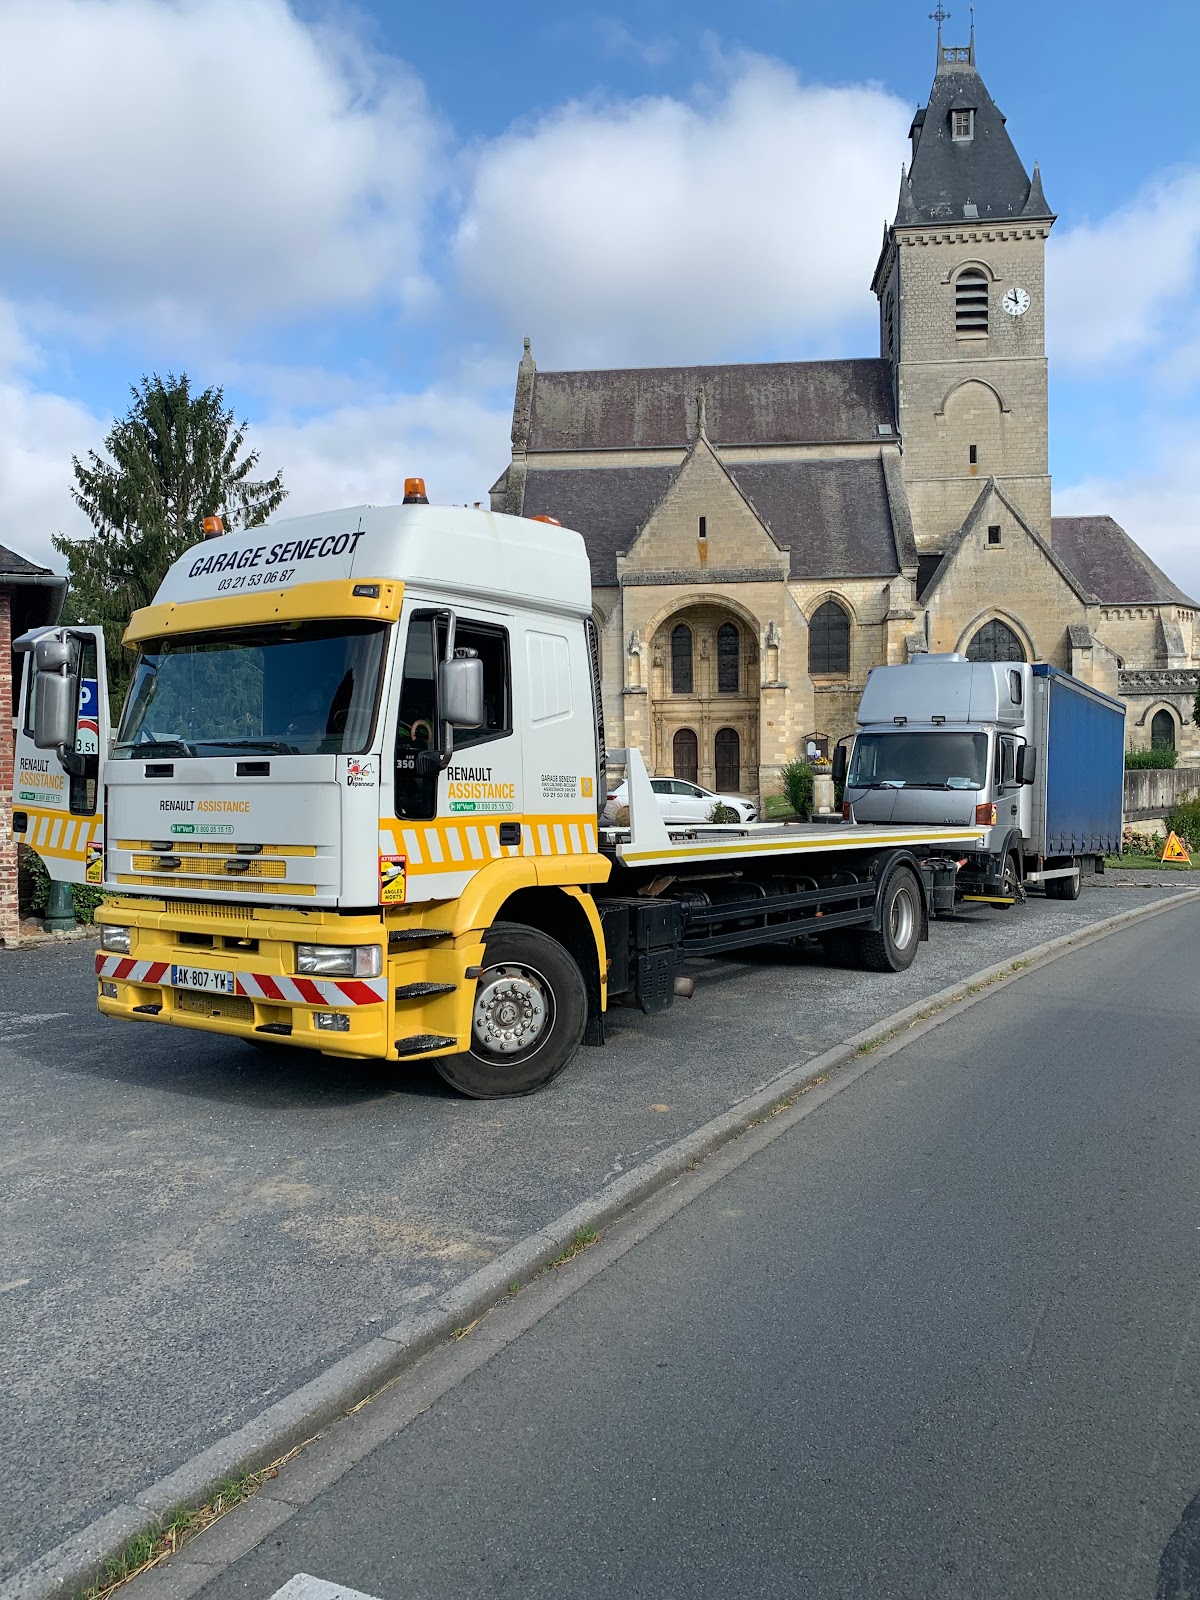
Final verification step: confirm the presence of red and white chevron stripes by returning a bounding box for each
[95,954,387,1007]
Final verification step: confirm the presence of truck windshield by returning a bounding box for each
[112,620,386,758]
[848,731,989,791]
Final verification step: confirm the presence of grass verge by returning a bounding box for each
[76,1455,300,1600]
[1104,854,1195,871]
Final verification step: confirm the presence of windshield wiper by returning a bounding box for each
[116,737,197,757]
[200,739,301,755]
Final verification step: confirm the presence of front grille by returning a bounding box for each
[164,899,249,921]
[118,875,315,897]
[118,840,316,857]
[132,855,286,879]
[174,991,254,1022]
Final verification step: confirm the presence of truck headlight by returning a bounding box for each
[99,924,131,954]
[295,944,382,978]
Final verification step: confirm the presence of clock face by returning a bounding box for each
[1002,285,1031,318]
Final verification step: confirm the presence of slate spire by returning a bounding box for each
[897,29,1054,226]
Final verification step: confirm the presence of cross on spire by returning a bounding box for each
[929,3,951,24]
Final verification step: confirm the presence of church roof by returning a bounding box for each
[525,359,896,452]
[902,40,1053,226]
[1051,516,1200,608]
[521,465,677,586]
[729,459,902,579]
[520,457,902,586]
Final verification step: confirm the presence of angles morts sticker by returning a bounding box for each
[379,854,406,904]
[85,842,103,885]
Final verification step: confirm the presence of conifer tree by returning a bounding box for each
[54,373,286,695]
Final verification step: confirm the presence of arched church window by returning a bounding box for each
[673,728,698,784]
[717,623,740,693]
[955,268,989,337]
[715,728,740,793]
[966,619,1025,663]
[809,601,850,676]
[671,625,693,695]
[1151,709,1176,751]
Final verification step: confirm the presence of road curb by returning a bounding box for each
[7,885,1200,1600]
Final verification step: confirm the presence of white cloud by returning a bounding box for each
[0,384,98,571]
[0,0,440,328]
[454,56,910,366]
[1057,437,1200,604]
[1048,169,1200,369]
[253,385,512,520]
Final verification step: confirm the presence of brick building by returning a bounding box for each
[490,26,1200,799]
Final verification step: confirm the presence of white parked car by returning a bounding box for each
[604,777,758,825]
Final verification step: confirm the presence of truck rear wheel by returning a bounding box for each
[434,922,587,1099]
[857,866,921,973]
[1045,859,1082,900]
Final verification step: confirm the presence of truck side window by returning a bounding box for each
[69,636,100,817]
[999,736,1018,790]
[394,616,438,821]
[393,616,512,820]
[454,621,510,750]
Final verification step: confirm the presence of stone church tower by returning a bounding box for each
[492,25,1200,797]
[874,22,1056,552]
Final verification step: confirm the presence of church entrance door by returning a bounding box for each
[651,604,760,797]
[714,727,740,792]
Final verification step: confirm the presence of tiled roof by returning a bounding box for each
[729,459,900,578]
[1051,516,1199,608]
[0,542,53,577]
[520,457,901,585]
[521,465,676,586]
[526,359,896,452]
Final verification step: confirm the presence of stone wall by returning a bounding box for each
[1124,765,1200,822]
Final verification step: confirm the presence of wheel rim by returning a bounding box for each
[890,885,916,950]
[471,962,554,1063]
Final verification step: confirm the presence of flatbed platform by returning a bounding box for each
[602,752,984,872]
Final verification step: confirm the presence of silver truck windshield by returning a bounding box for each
[112,620,386,759]
[848,731,989,791]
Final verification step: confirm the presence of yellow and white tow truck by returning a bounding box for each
[15,483,984,1096]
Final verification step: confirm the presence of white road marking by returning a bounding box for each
[0,1278,31,1293]
[269,1576,385,1600]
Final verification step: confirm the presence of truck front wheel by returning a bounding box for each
[858,866,922,973]
[434,922,587,1099]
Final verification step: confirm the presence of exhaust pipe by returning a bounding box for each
[673,975,695,999]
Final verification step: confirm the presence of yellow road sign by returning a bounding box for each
[1161,831,1191,863]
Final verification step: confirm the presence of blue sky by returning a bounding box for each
[2,0,1199,593]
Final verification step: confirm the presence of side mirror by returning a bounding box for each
[831,744,848,785]
[1016,745,1037,785]
[33,659,77,750]
[35,637,71,672]
[439,655,484,728]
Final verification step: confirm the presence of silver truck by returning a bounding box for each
[834,654,1125,905]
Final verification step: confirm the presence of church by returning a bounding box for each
[490,25,1200,801]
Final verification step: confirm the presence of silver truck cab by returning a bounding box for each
[839,655,1033,899]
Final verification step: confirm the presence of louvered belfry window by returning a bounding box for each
[955,269,989,336]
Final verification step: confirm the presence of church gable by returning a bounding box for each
[922,480,1091,663]
[618,432,788,583]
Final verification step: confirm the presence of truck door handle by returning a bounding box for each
[1010,804,1017,815]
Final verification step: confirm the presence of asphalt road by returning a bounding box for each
[0,881,1192,1579]
[187,896,1200,1600]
